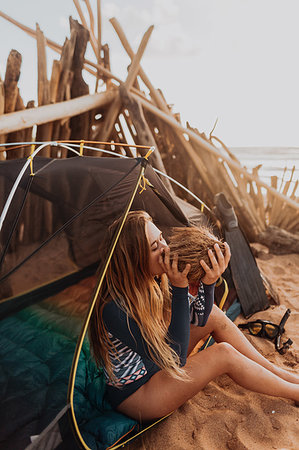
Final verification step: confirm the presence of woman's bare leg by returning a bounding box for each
[117,342,299,421]
[188,305,299,384]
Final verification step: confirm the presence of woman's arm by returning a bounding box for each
[103,287,191,368]
[167,285,190,366]
[102,301,154,361]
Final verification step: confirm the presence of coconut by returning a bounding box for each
[168,226,226,283]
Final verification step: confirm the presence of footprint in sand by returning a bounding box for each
[273,266,286,276]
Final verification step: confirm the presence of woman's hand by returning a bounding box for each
[159,247,190,288]
[200,242,231,285]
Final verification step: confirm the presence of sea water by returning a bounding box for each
[229,147,299,196]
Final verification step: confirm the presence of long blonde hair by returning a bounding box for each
[89,210,186,382]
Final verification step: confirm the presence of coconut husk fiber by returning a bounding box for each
[168,226,226,283]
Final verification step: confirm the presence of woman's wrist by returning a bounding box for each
[202,279,217,286]
[171,284,189,291]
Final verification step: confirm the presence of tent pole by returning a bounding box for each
[66,157,148,450]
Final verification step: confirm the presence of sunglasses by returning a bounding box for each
[238,309,293,354]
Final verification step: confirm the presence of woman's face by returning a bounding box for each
[146,221,168,277]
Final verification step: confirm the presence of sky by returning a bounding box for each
[0,0,299,147]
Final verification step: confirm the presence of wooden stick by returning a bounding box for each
[124,25,154,90]
[0,76,4,116]
[50,31,76,151]
[73,0,98,57]
[35,23,52,157]
[49,60,61,104]
[36,24,50,106]
[285,210,299,232]
[3,50,23,159]
[267,176,280,225]
[23,100,35,157]
[84,0,95,33]
[68,17,91,142]
[109,17,169,112]
[252,166,266,224]
[282,166,295,197]
[97,0,102,53]
[95,0,102,92]
[101,43,113,89]
[0,10,61,52]
[5,93,26,160]
[130,92,299,212]
[218,162,263,237]
[94,26,154,141]
[0,89,116,134]
[4,49,22,114]
[93,92,122,142]
[114,117,134,157]
[290,180,298,199]
[0,76,5,160]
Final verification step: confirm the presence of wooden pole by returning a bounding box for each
[109,17,169,113]
[4,50,22,114]
[95,0,102,92]
[50,31,77,155]
[0,89,116,135]
[3,50,24,160]
[97,0,102,52]
[93,92,121,142]
[124,25,154,90]
[94,25,154,143]
[35,23,52,157]
[73,0,98,57]
[0,76,5,160]
[69,17,90,142]
[0,10,61,53]
[84,0,95,33]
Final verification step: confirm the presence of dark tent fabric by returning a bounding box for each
[0,156,189,303]
[0,155,192,449]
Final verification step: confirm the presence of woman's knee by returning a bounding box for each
[213,342,237,365]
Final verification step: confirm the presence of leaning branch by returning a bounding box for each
[0,89,116,134]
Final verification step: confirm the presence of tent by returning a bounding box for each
[0,142,268,449]
[0,144,207,449]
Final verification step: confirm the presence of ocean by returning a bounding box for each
[229,147,299,196]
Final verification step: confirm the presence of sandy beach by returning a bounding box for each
[127,251,299,450]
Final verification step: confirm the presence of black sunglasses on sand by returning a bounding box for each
[238,309,293,354]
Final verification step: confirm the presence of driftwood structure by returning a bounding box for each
[0,3,298,250]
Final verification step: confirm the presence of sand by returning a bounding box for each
[127,251,299,450]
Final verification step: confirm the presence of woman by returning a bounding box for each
[89,210,299,422]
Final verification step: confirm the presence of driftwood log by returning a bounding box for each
[0,90,115,134]
[69,18,90,143]
[3,50,23,159]
[35,23,52,157]
[258,226,299,254]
